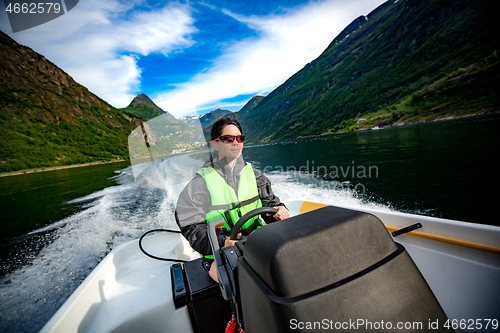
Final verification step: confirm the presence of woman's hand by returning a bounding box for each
[225,233,242,246]
[269,206,290,220]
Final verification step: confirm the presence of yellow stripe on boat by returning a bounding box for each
[384,225,500,255]
[299,201,328,214]
[299,201,500,255]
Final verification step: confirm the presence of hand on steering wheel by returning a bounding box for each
[225,234,242,246]
[268,205,290,220]
[229,207,278,240]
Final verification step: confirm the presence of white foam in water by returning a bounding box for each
[0,167,391,332]
[267,170,392,212]
[0,169,180,333]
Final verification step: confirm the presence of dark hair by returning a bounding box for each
[210,116,243,140]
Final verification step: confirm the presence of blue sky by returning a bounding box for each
[1,0,386,117]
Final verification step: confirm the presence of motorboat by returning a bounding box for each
[40,114,500,332]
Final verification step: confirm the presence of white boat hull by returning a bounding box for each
[41,200,500,332]
[41,232,200,333]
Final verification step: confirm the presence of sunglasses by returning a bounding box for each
[215,135,245,143]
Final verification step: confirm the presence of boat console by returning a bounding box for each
[172,205,452,332]
[171,259,232,333]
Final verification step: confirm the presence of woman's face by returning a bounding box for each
[211,124,243,162]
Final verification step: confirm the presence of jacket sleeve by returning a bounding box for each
[175,174,227,256]
[254,168,287,224]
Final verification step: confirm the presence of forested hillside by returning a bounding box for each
[0,30,141,173]
[237,0,499,142]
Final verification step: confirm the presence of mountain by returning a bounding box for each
[199,108,233,128]
[0,30,141,173]
[179,115,200,127]
[237,95,264,116]
[238,0,499,142]
[329,53,500,132]
[122,94,176,122]
[178,109,233,129]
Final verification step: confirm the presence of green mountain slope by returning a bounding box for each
[332,53,500,132]
[0,30,141,173]
[238,0,499,142]
[237,95,264,116]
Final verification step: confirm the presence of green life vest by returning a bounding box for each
[197,163,263,258]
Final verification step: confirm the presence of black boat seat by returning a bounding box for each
[237,206,451,332]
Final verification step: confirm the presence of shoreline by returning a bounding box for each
[2,111,498,178]
[0,159,129,178]
[247,110,499,145]
[310,110,500,139]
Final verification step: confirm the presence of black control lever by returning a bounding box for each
[207,218,233,301]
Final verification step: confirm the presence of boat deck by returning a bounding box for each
[41,200,500,332]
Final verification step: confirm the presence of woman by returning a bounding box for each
[175,117,289,281]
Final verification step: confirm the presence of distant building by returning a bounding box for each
[357,118,367,123]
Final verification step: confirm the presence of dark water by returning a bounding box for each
[0,162,130,280]
[0,115,499,332]
[0,161,130,242]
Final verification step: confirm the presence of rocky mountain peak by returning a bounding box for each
[124,94,177,121]
[128,93,160,109]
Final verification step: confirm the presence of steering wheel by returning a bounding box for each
[229,207,278,240]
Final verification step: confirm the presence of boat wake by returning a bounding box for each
[0,168,179,333]
[0,166,390,333]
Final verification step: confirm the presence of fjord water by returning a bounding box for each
[0,115,498,332]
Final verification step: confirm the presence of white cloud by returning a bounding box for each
[155,0,386,117]
[2,0,196,107]
[0,0,386,115]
